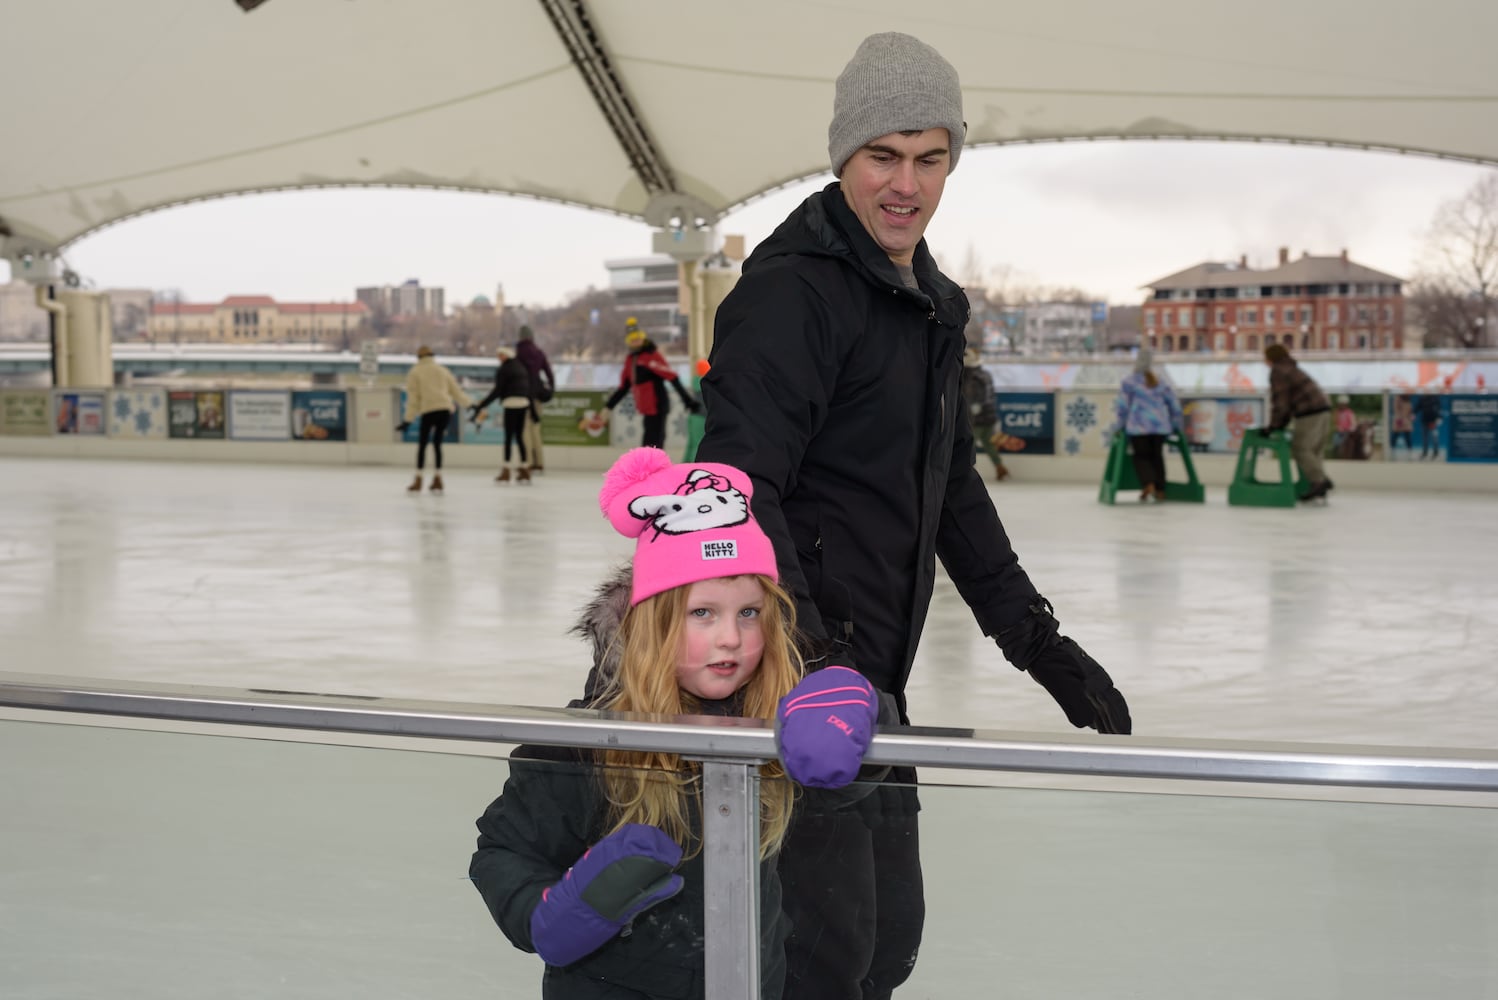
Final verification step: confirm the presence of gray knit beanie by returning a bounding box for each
[828,32,966,177]
[1134,347,1153,373]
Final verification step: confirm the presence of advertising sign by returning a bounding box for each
[1181,396,1263,454]
[993,392,1055,455]
[1447,394,1498,463]
[544,390,614,447]
[108,388,168,439]
[168,391,199,438]
[195,391,226,438]
[466,405,515,446]
[54,391,106,435]
[290,390,347,441]
[1390,392,1447,462]
[0,390,51,436]
[1055,391,1116,458]
[1326,393,1384,461]
[229,390,292,441]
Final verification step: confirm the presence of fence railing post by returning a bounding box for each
[700,759,761,1000]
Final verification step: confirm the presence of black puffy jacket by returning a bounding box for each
[698,183,1039,720]
[469,737,786,999]
[473,357,534,411]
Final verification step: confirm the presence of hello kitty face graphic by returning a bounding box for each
[629,469,750,538]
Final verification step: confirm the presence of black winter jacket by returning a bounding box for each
[698,182,1039,720]
[469,735,787,999]
[962,362,998,428]
[473,356,535,411]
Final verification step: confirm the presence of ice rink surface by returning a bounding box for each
[2,455,1496,751]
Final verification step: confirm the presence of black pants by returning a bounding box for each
[641,412,667,449]
[1129,433,1167,490]
[778,779,924,1000]
[503,407,529,465]
[416,410,451,470]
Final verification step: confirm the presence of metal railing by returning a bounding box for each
[4,671,1498,1000]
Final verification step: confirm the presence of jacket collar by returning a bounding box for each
[806,183,967,326]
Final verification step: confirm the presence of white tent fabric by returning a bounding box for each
[3,0,1497,255]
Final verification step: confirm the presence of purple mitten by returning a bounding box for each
[776,666,878,789]
[529,823,684,967]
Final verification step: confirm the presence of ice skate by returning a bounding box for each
[406,475,422,493]
[517,467,532,484]
[1298,479,1330,504]
[429,474,444,493]
[495,468,511,483]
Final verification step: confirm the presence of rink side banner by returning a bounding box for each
[167,391,226,439]
[0,390,51,436]
[229,390,291,441]
[1447,394,1498,462]
[1181,396,1262,454]
[1055,391,1117,458]
[290,390,347,441]
[993,393,1055,455]
[108,388,168,439]
[55,391,106,435]
[1389,392,1448,461]
[546,390,617,447]
[1326,394,1384,461]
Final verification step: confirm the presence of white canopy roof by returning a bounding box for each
[3,0,1496,259]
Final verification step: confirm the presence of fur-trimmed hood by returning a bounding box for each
[571,563,633,703]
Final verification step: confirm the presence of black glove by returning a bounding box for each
[1258,426,1275,438]
[396,421,411,433]
[994,598,1132,735]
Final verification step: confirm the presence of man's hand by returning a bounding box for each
[1025,637,1131,735]
[994,598,1132,735]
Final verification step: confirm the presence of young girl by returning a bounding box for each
[468,448,876,1000]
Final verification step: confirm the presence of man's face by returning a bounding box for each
[839,128,950,268]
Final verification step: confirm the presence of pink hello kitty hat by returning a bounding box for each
[600,448,779,605]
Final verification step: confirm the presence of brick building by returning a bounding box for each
[1142,248,1403,354]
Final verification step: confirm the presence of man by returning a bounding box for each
[696,32,1130,999]
[961,346,1008,481]
[603,317,700,449]
[514,325,554,473]
[1261,343,1333,500]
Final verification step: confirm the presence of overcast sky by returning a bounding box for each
[26,140,1494,309]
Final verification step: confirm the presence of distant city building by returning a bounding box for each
[604,255,682,344]
[148,294,370,345]
[103,289,153,340]
[355,279,445,319]
[0,280,47,341]
[1016,301,1103,355]
[1142,248,1404,353]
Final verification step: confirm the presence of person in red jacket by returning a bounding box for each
[602,317,700,449]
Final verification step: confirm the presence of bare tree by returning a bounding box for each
[1410,172,1498,349]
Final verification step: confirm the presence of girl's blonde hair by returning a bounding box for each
[594,574,800,859]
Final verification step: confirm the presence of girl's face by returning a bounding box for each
[676,576,767,701]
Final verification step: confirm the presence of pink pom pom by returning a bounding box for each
[599,447,674,518]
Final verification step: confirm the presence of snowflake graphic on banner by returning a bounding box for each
[1065,396,1097,432]
[1065,437,1081,455]
[134,410,154,435]
[114,396,132,420]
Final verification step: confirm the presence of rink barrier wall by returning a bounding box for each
[2,384,1497,492]
[3,672,1497,1000]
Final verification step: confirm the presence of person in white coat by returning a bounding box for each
[399,346,472,493]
